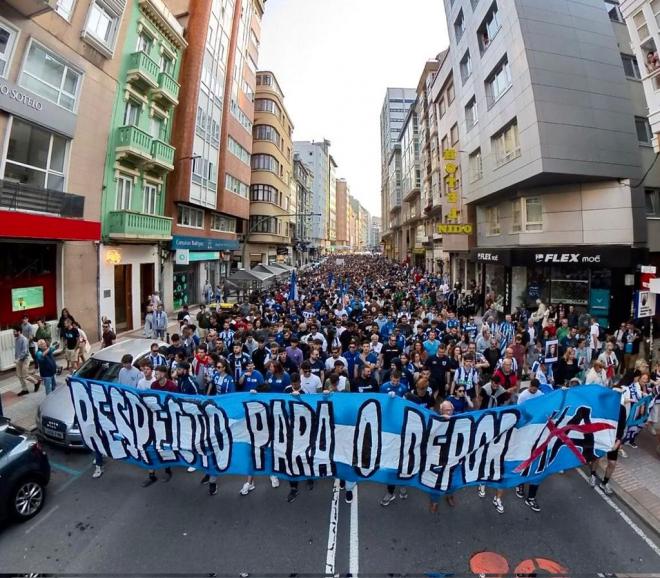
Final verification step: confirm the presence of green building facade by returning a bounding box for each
[99,0,187,332]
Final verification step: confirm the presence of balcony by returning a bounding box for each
[0,179,84,218]
[106,210,173,242]
[5,0,55,17]
[152,72,180,107]
[116,125,153,164]
[126,51,160,90]
[149,140,175,172]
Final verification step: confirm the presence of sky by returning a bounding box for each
[258,0,449,217]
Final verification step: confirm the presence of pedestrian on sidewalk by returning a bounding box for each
[14,327,39,396]
[102,319,116,348]
[153,304,168,341]
[62,318,80,372]
[35,339,58,395]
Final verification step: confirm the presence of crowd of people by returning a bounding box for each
[9,255,660,512]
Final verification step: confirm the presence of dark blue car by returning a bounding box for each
[0,417,50,523]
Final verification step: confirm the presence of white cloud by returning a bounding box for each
[259,0,448,216]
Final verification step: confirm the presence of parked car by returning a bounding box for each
[0,417,51,523]
[36,339,168,449]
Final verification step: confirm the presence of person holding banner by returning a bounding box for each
[622,371,649,449]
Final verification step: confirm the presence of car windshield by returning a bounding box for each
[75,358,122,382]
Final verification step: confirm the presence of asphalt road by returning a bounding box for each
[1,443,659,575]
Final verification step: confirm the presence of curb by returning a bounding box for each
[595,461,660,537]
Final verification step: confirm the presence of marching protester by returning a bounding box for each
[78,254,654,509]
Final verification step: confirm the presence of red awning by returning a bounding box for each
[0,210,101,241]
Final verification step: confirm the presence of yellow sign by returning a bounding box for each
[105,249,121,265]
[437,223,474,235]
[442,149,457,161]
[412,248,425,255]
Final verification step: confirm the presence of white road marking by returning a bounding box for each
[25,504,59,535]
[349,486,359,577]
[576,469,660,558]
[325,479,340,575]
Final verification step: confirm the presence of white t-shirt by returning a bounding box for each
[325,355,348,372]
[137,375,154,390]
[590,323,600,349]
[518,388,544,404]
[300,373,322,394]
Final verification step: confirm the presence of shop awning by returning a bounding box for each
[268,263,294,273]
[227,269,275,286]
[252,264,288,278]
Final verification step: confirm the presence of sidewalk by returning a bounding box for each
[596,428,660,535]
[0,313,187,431]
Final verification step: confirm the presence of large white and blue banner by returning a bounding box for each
[68,379,620,494]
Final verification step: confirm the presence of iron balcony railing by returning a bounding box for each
[0,179,84,218]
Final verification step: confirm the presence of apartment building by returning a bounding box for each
[369,216,382,250]
[620,0,660,266]
[441,0,649,325]
[165,0,264,309]
[246,70,294,268]
[98,0,186,330]
[399,104,423,266]
[292,153,313,264]
[335,178,349,249]
[0,0,131,337]
[379,87,416,259]
[293,139,331,254]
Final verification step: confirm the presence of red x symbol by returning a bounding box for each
[514,417,614,474]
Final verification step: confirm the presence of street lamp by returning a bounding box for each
[175,153,201,165]
[242,211,321,270]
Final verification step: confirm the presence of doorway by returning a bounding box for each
[140,263,155,318]
[114,264,133,332]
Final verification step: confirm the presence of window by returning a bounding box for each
[257,74,273,86]
[454,10,465,43]
[230,100,253,133]
[250,216,281,234]
[84,1,120,52]
[447,83,455,104]
[486,57,512,108]
[605,0,623,22]
[633,9,650,42]
[479,1,502,53]
[441,135,449,153]
[55,0,76,20]
[177,205,204,228]
[645,188,660,215]
[465,97,478,131]
[253,124,282,148]
[251,153,280,173]
[255,98,281,117]
[250,184,282,204]
[211,214,237,232]
[225,173,249,197]
[228,136,250,165]
[635,116,653,144]
[438,96,446,118]
[653,0,660,27]
[115,174,132,211]
[4,118,68,191]
[0,19,18,78]
[492,119,520,166]
[123,100,141,126]
[469,148,482,182]
[20,41,82,111]
[486,206,500,235]
[621,54,641,79]
[143,183,158,215]
[524,197,543,231]
[460,50,472,83]
[450,123,459,145]
[136,32,153,55]
[150,116,163,140]
[160,54,174,75]
[512,199,522,232]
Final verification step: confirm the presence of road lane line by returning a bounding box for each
[55,461,94,495]
[50,461,83,476]
[25,504,59,535]
[325,479,340,575]
[577,469,660,557]
[349,486,359,576]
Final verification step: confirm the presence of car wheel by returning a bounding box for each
[10,477,46,522]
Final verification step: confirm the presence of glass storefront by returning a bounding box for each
[173,266,196,310]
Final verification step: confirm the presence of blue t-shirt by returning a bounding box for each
[240,369,264,391]
[266,371,291,393]
[379,381,408,397]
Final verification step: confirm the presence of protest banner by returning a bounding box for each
[68,379,619,494]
